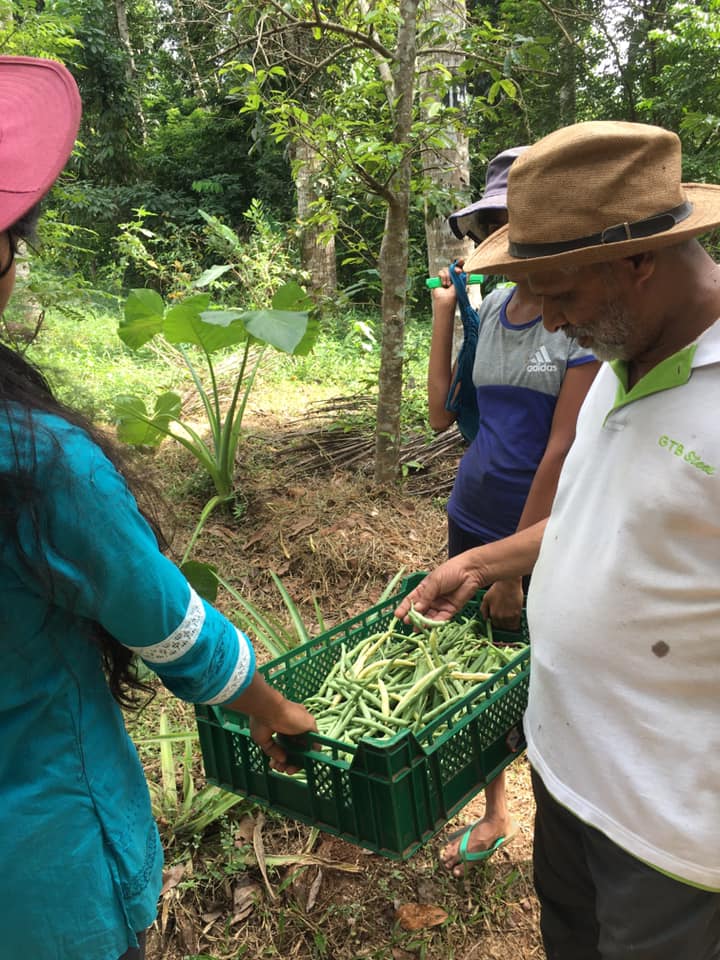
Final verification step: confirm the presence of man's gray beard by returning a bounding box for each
[582,338,632,362]
[562,302,635,362]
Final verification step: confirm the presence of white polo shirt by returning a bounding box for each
[526,317,720,890]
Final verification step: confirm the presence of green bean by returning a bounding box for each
[301,608,528,749]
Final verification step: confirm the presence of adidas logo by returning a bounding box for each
[527,345,558,373]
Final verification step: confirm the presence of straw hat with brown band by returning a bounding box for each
[464,121,720,277]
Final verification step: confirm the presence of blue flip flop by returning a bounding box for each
[459,827,507,862]
[450,819,520,865]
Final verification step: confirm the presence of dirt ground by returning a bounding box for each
[130,407,543,960]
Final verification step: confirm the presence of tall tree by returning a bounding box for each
[222,0,508,482]
[171,0,210,103]
[235,10,338,296]
[418,0,476,277]
[374,0,418,483]
[293,138,337,297]
[114,0,148,141]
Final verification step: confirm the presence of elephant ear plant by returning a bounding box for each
[115,281,318,568]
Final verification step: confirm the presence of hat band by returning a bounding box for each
[508,200,693,259]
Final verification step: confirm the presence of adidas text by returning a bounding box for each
[527,346,558,373]
[527,361,558,372]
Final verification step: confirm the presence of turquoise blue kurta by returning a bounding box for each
[0,409,256,959]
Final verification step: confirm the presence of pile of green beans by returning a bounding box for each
[303,608,527,748]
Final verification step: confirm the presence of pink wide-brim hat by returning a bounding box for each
[0,56,82,232]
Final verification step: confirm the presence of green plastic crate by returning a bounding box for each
[195,573,530,860]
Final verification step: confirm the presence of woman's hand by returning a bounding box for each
[249,698,317,775]
[226,673,317,775]
[431,259,466,302]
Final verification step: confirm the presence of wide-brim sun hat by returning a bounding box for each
[464,121,720,276]
[448,146,528,243]
[0,56,82,233]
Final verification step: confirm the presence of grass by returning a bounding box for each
[24,304,187,420]
[21,300,433,431]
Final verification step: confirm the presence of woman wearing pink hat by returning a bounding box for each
[0,57,316,960]
[427,147,599,876]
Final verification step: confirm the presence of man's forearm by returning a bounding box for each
[395,519,547,623]
[466,519,547,582]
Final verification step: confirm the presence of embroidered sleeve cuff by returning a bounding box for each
[203,630,256,705]
[125,587,205,663]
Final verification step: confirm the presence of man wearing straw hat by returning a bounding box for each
[397,121,720,959]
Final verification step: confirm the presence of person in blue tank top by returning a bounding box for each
[427,147,599,876]
[0,57,316,960]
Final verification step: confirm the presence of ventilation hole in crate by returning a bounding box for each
[438,728,472,779]
[317,766,338,798]
[230,732,264,773]
[339,773,352,807]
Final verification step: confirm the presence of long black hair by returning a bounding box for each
[1,209,163,706]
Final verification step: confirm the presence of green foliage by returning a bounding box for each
[181,560,219,604]
[66,0,143,183]
[14,0,720,321]
[197,201,305,308]
[113,203,205,295]
[140,105,293,223]
[456,0,720,197]
[0,0,81,59]
[21,294,432,437]
[54,187,303,299]
[23,302,182,421]
[217,571,326,659]
[40,2,295,285]
[640,1,720,172]
[115,280,318,560]
[137,709,246,844]
[56,181,204,288]
[224,3,512,295]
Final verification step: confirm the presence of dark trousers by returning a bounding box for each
[448,515,487,558]
[531,768,720,960]
[447,516,530,592]
[118,930,146,960]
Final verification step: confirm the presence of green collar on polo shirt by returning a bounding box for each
[608,343,697,413]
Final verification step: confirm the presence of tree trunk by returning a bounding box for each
[174,0,208,104]
[294,138,337,299]
[114,0,148,142]
[419,0,475,278]
[556,3,578,127]
[374,0,419,485]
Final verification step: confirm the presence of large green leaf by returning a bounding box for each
[193,264,234,288]
[114,392,182,445]
[198,309,247,328]
[164,296,251,352]
[119,289,166,350]
[271,280,314,313]
[243,308,312,354]
[289,311,320,357]
[181,561,219,602]
[198,209,241,248]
